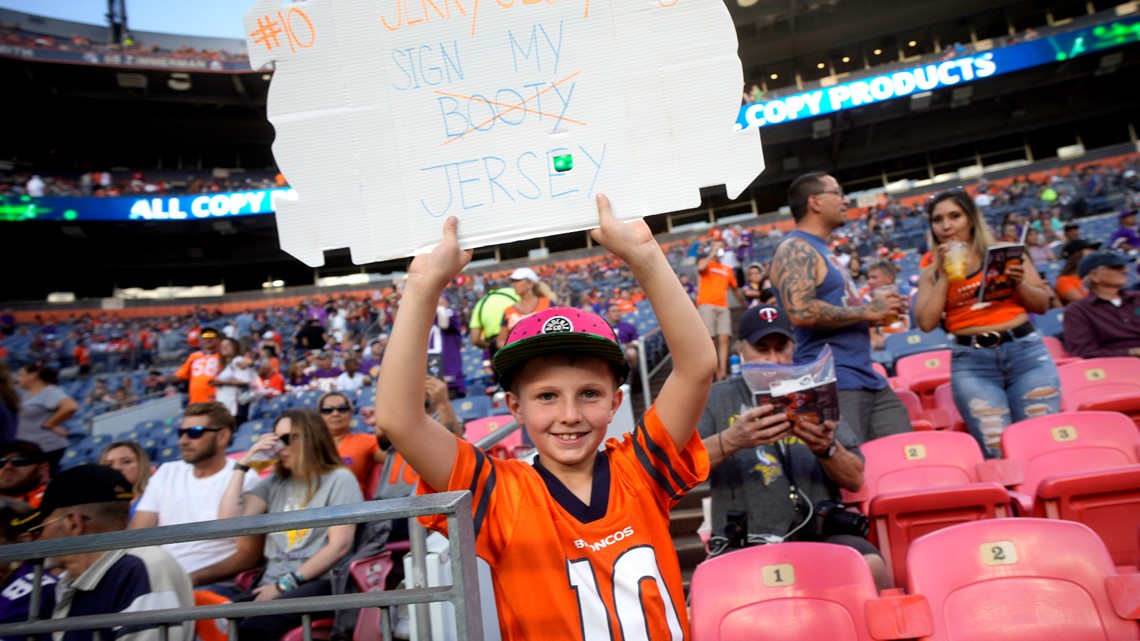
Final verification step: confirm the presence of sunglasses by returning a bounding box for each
[178,426,223,440]
[277,433,294,446]
[0,456,38,468]
[320,405,351,415]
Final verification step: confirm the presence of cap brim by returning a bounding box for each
[493,333,630,388]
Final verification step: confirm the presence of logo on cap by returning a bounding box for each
[758,308,779,322]
[542,316,573,333]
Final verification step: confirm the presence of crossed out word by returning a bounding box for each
[250,8,317,53]
[436,70,584,146]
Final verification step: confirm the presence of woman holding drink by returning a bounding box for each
[914,190,1060,458]
[218,408,362,637]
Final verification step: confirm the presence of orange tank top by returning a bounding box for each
[942,269,1027,334]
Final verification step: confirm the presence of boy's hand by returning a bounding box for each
[589,194,657,264]
[407,216,473,291]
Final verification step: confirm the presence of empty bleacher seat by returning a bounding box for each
[1032,307,1065,338]
[690,542,932,641]
[841,431,1014,588]
[452,395,492,422]
[893,350,951,410]
[1058,357,1140,427]
[1001,411,1140,566]
[883,329,951,362]
[905,519,1140,640]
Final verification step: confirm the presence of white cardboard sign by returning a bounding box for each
[244,0,764,266]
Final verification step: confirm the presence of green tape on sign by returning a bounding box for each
[553,154,573,173]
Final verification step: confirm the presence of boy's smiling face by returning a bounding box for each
[506,354,621,476]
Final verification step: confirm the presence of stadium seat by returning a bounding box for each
[689,542,932,641]
[280,551,395,641]
[894,388,952,431]
[1032,307,1065,338]
[893,350,950,410]
[464,415,523,459]
[1001,411,1140,566]
[1041,336,1081,367]
[59,448,93,470]
[452,395,492,422]
[883,329,951,361]
[841,431,1014,588]
[905,519,1140,640]
[1059,358,1140,427]
[932,383,965,432]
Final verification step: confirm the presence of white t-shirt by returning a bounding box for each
[135,459,259,575]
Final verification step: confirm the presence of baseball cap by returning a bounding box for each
[492,307,629,390]
[1060,239,1101,259]
[738,305,794,346]
[509,267,539,283]
[1121,209,1138,220]
[0,440,45,462]
[14,465,134,529]
[1079,249,1133,278]
[199,327,220,339]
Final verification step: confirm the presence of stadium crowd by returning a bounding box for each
[1,170,285,199]
[1,155,1139,639]
[0,21,248,61]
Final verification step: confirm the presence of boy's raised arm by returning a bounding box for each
[374,217,472,492]
[590,195,718,450]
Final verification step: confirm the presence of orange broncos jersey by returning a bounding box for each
[419,405,708,640]
[175,351,221,404]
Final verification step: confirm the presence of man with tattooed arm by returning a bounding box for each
[769,172,911,443]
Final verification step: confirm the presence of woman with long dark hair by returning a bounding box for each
[217,408,362,638]
[15,362,76,471]
[915,190,1059,457]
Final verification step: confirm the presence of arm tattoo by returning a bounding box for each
[771,238,868,330]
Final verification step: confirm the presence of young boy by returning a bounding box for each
[375,195,717,640]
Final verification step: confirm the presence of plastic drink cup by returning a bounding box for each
[247,458,276,472]
[944,241,969,283]
[872,284,900,325]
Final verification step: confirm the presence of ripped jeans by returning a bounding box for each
[950,331,1061,458]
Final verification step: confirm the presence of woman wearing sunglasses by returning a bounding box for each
[218,408,363,638]
[915,190,1060,458]
[318,392,383,497]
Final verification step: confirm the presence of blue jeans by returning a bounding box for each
[950,330,1061,458]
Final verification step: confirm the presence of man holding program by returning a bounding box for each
[375,194,717,640]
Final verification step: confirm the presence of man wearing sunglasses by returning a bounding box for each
[130,402,261,594]
[0,440,50,509]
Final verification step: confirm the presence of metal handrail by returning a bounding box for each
[0,491,484,641]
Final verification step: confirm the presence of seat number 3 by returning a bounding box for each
[566,546,684,641]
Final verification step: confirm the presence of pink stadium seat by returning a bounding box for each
[871,362,904,390]
[895,388,951,431]
[1041,335,1082,367]
[1000,412,1140,566]
[689,543,932,641]
[280,552,395,641]
[841,431,1013,588]
[932,383,966,432]
[1059,357,1140,427]
[893,350,951,410]
[906,519,1140,641]
[464,414,524,459]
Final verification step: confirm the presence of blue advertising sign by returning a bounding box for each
[737,16,1140,129]
[0,189,296,222]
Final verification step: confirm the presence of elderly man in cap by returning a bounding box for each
[171,327,221,404]
[1062,250,1140,358]
[0,441,50,508]
[25,465,193,641]
[696,304,889,589]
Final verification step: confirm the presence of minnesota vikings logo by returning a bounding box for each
[751,449,783,486]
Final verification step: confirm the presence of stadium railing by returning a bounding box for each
[0,491,485,641]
